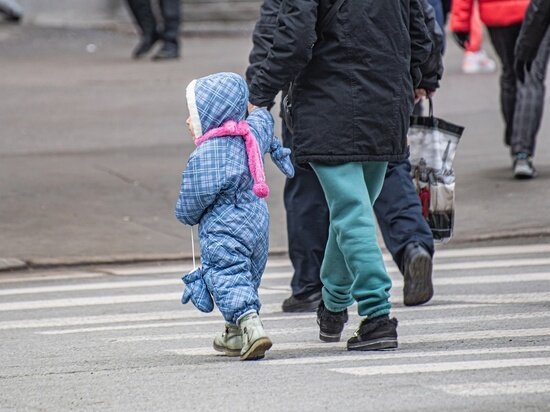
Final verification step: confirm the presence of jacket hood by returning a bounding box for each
[186,72,248,138]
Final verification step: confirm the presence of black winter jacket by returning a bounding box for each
[247,0,444,102]
[515,0,550,63]
[248,0,433,165]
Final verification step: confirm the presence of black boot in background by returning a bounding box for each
[125,0,159,59]
[152,0,181,60]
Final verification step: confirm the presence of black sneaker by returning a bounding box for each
[282,290,322,313]
[347,315,398,351]
[403,242,433,306]
[317,301,348,342]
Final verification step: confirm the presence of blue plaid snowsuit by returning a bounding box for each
[176,72,294,324]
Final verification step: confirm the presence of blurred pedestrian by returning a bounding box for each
[452,0,546,179]
[0,0,22,22]
[248,0,434,351]
[125,0,181,60]
[247,0,443,314]
[460,4,496,74]
[176,73,294,360]
[515,0,550,83]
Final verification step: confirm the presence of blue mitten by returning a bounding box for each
[270,139,295,178]
[181,268,214,312]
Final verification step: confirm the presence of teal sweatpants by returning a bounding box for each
[310,162,392,318]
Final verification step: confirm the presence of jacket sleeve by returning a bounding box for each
[175,148,225,226]
[515,0,550,63]
[247,108,275,143]
[418,0,444,91]
[246,0,281,86]
[450,0,474,33]
[409,0,434,88]
[248,0,319,107]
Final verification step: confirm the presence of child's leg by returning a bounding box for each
[250,228,269,294]
[310,162,392,318]
[202,250,260,325]
[202,204,269,325]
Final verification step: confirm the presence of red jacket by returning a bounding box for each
[451,0,529,32]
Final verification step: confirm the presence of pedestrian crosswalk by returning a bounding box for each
[1,242,550,409]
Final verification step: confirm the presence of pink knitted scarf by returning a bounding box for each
[194,120,269,198]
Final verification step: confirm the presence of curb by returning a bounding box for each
[0,248,289,273]
[15,20,255,38]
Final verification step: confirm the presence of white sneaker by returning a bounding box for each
[238,312,272,361]
[213,323,242,357]
[462,50,497,74]
[513,153,537,179]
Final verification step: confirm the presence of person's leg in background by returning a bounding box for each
[125,0,159,59]
[487,24,522,148]
[311,161,398,351]
[509,26,550,179]
[281,122,326,312]
[153,0,181,60]
[374,159,434,306]
[462,5,496,74]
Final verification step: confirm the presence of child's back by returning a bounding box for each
[175,72,294,360]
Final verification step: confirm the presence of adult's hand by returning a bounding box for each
[248,102,259,113]
[414,88,427,104]
[452,31,470,50]
[515,59,532,83]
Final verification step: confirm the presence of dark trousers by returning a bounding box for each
[488,24,550,156]
[126,0,181,46]
[282,123,434,297]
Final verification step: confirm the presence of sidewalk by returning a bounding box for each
[1,24,550,270]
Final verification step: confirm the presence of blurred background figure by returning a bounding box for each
[451,0,547,180]
[125,0,181,60]
[461,4,496,74]
[0,0,23,23]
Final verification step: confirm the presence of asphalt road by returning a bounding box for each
[1,239,550,411]
[1,25,550,266]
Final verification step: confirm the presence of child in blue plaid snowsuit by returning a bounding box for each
[175,72,294,359]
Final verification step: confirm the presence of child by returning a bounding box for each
[175,72,294,361]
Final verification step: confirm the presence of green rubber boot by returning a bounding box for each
[239,313,272,361]
[213,323,243,357]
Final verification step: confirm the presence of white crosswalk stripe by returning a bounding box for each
[2,271,549,297]
[330,358,550,376]
[36,311,550,335]
[0,303,489,331]
[110,327,550,344]
[260,346,550,366]
[1,243,550,404]
[432,380,550,396]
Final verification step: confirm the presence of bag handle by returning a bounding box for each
[428,96,434,118]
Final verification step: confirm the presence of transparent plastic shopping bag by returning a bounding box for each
[408,98,464,243]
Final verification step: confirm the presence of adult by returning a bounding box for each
[247,0,443,313]
[515,0,550,83]
[125,0,181,60]
[248,0,433,350]
[452,0,546,179]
